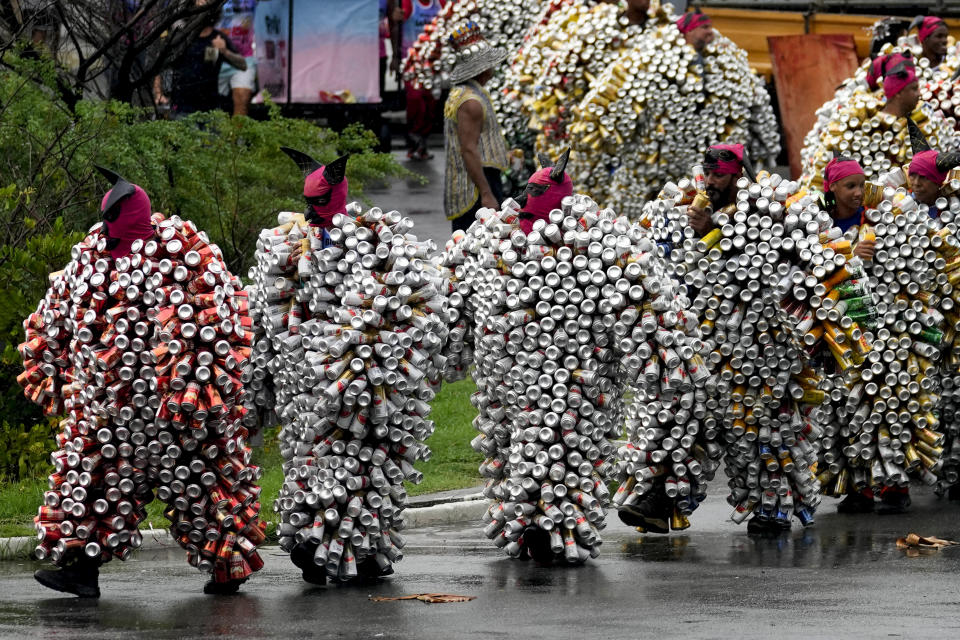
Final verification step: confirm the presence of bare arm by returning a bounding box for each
[212,34,247,71]
[153,75,168,104]
[389,0,402,76]
[457,99,498,210]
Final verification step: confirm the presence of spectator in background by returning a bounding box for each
[443,22,508,232]
[375,0,401,152]
[217,0,258,117]
[154,0,247,118]
[402,0,445,160]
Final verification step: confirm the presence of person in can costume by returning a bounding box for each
[813,134,956,515]
[800,41,960,190]
[19,168,266,598]
[906,124,960,502]
[912,15,951,70]
[441,148,710,562]
[248,148,451,584]
[624,157,894,535]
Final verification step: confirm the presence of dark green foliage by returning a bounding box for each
[0,51,411,480]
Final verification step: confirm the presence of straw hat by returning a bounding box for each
[448,22,507,85]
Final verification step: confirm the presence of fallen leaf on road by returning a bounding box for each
[370,593,476,604]
[896,533,959,555]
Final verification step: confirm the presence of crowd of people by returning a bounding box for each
[16,0,960,599]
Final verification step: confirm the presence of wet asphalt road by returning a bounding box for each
[366,150,453,250]
[2,486,958,640]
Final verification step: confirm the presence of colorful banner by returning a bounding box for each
[253,0,290,102]
[219,0,257,57]
[290,0,379,103]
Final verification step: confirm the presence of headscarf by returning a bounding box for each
[676,12,711,35]
[823,157,865,192]
[880,53,917,99]
[865,55,886,91]
[703,143,744,175]
[918,16,947,43]
[518,150,573,234]
[101,184,154,260]
[910,150,948,185]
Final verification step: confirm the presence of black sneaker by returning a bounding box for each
[617,492,671,534]
[877,490,911,515]
[521,527,554,566]
[34,556,101,598]
[203,578,246,595]
[836,492,875,514]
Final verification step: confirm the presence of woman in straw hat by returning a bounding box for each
[443,21,510,232]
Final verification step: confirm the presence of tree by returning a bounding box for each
[0,0,232,109]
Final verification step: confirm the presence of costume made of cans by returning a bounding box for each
[906,129,960,497]
[811,154,955,503]
[442,151,706,562]
[249,149,450,582]
[633,167,889,531]
[799,42,960,189]
[500,0,666,177]
[566,6,780,209]
[19,168,266,584]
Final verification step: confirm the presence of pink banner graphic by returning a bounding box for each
[290,0,379,103]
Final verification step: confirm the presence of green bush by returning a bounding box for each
[0,418,56,481]
[0,51,412,480]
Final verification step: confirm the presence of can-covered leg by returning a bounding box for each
[19,198,265,595]
[251,205,449,583]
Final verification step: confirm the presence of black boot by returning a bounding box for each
[290,541,326,586]
[877,488,911,515]
[617,491,672,534]
[34,556,101,598]
[746,516,771,535]
[837,492,875,514]
[203,577,247,595]
[521,527,554,566]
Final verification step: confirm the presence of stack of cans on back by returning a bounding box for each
[501,0,667,178]
[572,18,780,207]
[446,192,698,562]
[401,0,544,93]
[250,205,450,581]
[920,70,960,132]
[19,214,266,580]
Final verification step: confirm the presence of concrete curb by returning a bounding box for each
[0,496,491,562]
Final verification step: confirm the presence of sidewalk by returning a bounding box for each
[366,149,453,249]
[0,485,488,562]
